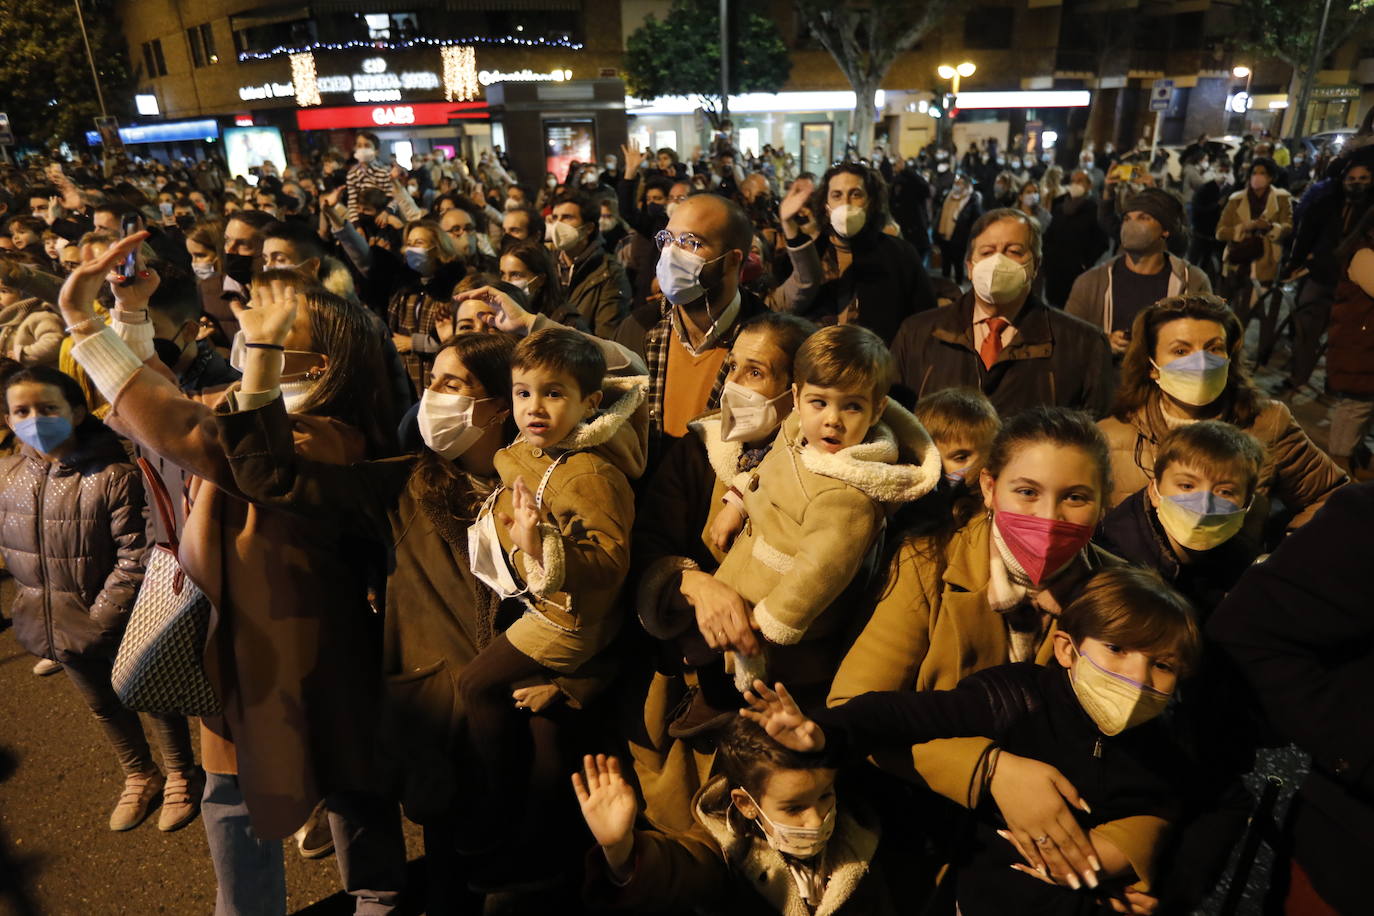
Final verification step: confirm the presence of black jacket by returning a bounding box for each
[1209,482,1374,915]
[817,663,1241,916]
[890,291,1114,418]
[799,230,937,344]
[1043,195,1110,308]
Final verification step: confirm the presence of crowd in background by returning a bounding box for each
[0,112,1371,916]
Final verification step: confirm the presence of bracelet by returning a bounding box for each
[244,342,285,351]
[65,316,104,334]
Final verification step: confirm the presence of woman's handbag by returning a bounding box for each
[1226,232,1265,265]
[111,458,220,717]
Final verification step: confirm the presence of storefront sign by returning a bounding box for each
[240,82,295,101]
[296,101,488,131]
[86,118,219,146]
[478,68,571,86]
[241,56,442,104]
[1312,85,1361,100]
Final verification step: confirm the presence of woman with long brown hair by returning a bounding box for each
[1100,294,1344,532]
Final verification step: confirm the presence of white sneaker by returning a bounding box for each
[32,658,62,676]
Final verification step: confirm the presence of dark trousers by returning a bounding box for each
[458,634,567,849]
[61,654,194,776]
[1288,279,1335,388]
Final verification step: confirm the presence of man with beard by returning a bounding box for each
[642,193,765,461]
[1284,155,1374,391]
[1066,188,1210,356]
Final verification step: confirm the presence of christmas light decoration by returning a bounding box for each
[442,46,479,101]
[290,52,322,107]
[238,35,583,63]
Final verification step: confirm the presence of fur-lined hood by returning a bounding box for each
[546,374,649,480]
[779,397,942,504]
[692,775,880,916]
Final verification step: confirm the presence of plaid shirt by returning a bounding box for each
[387,288,447,392]
[644,288,767,453]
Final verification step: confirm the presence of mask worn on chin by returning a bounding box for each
[739,790,835,859]
[1151,350,1229,406]
[1069,646,1172,736]
[1153,483,1248,551]
[548,220,584,252]
[418,389,504,460]
[224,252,256,286]
[829,204,867,239]
[970,253,1031,306]
[192,262,218,280]
[992,498,1095,586]
[12,415,73,455]
[719,382,791,443]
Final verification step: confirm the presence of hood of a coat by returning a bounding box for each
[691,774,879,916]
[784,398,942,504]
[550,374,649,479]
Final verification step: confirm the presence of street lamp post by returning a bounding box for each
[73,0,108,118]
[936,61,976,148]
[1232,65,1253,134]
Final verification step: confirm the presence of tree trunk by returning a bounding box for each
[851,75,881,157]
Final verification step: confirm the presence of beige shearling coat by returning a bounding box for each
[486,375,648,674]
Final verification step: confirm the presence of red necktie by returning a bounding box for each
[980,317,1008,370]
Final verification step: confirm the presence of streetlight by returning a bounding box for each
[936,62,975,146]
[1231,64,1253,134]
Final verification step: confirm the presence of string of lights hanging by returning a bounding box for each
[238,34,584,63]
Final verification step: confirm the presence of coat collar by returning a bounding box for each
[931,291,1055,357]
[550,374,647,452]
[689,411,746,483]
[693,775,879,916]
[783,398,942,504]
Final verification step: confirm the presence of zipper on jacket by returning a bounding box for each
[36,466,54,660]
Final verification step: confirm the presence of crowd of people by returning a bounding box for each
[0,115,1371,916]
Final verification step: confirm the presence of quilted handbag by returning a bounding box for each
[112,458,220,717]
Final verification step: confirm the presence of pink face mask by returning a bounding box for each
[993,499,1095,585]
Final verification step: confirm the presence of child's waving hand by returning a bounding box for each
[572,754,638,876]
[741,680,826,753]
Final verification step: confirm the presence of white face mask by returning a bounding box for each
[1022,192,1040,208]
[355,147,377,164]
[719,381,791,443]
[656,243,721,307]
[971,253,1031,306]
[191,262,218,280]
[280,378,319,414]
[469,494,526,600]
[665,201,681,218]
[598,215,618,233]
[739,790,835,859]
[548,220,584,252]
[418,389,500,460]
[829,204,866,239]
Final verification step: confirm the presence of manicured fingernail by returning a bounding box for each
[1083,870,1099,888]
[1079,799,1092,813]
[1037,865,1048,877]
[1067,873,1081,890]
[996,830,1011,841]
[1089,855,1102,872]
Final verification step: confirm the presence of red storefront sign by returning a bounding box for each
[296,101,489,131]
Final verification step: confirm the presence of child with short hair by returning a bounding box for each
[574,715,905,914]
[748,566,1238,915]
[914,386,1001,489]
[1096,420,1265,615]
[710,324,942,701]
[461,325,647,859]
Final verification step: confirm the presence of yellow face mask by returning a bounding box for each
[1152,482,1249,551]
[1069,646,1172,737]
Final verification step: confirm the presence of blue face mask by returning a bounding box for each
[13,415,73,455]
[945,467,969,486]
[404,246,436,277]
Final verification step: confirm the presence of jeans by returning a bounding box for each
[60,655,194,776]
[202,775,404,916]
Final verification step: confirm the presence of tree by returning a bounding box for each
[0,0,134,147]
[623,0,791,131]
[1235,0,1374,138]
[794,0,956,155]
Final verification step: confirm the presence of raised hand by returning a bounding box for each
[620,142,645,177]
[571,754,638,873]
[779,177,814,226]
[740,680,826,753]
[58,230,148,332]
[231,278,299,347]
[503,476,544,562]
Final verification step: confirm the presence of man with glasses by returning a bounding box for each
[642,192,766,458]
[440,206,498,275]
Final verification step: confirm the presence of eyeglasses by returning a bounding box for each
[447,224,475,235]
[653,230,706,253]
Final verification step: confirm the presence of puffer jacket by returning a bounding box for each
[0,432,147,661]
[0,297,65,368]
[1098,393,1346,530]
[486,375,649,678]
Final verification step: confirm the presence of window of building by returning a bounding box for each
[201,24,218,64]
[142,39,167,78]
[188,28,204,67]
[188,23,219,67]
[963,7,1013,51]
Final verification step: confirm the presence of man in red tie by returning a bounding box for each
[888,208,1114,418]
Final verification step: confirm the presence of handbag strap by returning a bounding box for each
[136,456,180,551]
